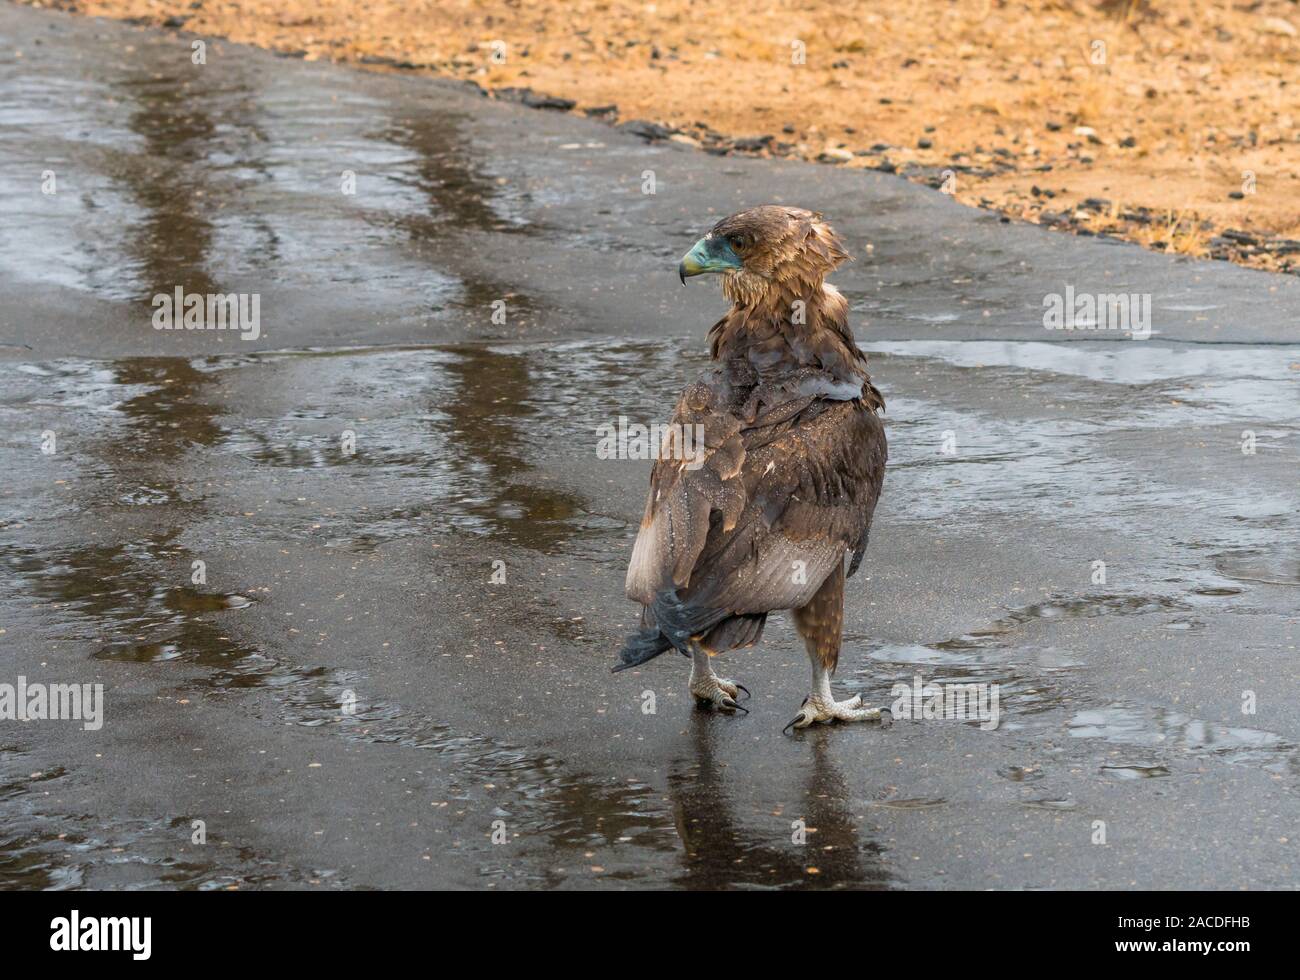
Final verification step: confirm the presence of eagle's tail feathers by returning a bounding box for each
[610,590,729,673]
[610,627,673,672]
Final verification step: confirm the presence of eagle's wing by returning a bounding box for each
[624,365,885,626]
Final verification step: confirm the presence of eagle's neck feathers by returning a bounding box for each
[701,215,880,407]
[707,278,870,393]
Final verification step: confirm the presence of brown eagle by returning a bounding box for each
[613,205,888,732]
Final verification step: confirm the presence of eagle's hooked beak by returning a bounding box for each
[678,235,742,285]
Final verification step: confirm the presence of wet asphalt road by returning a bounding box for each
[1,4,1298,890]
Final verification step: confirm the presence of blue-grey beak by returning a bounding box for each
[678,235,742,285]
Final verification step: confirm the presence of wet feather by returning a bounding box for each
[616,205,886,673]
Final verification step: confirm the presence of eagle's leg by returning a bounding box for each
[785,563,883,732]
[688,643,749,713]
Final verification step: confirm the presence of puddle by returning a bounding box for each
[167,590,253,613]
[852,591,1197,728]
[0,17,536,310]
[934,595,1193,653]
[0,811,346,891]
[203,654,683,864]
[866,342,1300,550]
[1101,764,1172,780]
[0,536,254,661]
[667,721,891,890]
[1,532,684,885]
[190,341,691,555]
[3,333,1297,886]
[0,339,786,885]
[94,642,184,663]
[1068,704,1295,774]
[0,749,340,890]
[1216,547,1300,587]
[864,339,1300,392]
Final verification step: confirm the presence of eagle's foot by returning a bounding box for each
[689,669,750,714]
[783,693,883,733]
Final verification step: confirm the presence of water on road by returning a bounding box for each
[1,5,1298,889]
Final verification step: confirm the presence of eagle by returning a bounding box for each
[612,205,888,732]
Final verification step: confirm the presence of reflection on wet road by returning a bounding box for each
[0,7,559,342]
[2,334,1298,888]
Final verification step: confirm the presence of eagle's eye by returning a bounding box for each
[728,234,747,251]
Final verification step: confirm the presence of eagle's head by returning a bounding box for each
[678,205,849,307]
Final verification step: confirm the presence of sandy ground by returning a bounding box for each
[19,0,1300,275]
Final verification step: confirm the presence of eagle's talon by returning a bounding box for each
[734,683,752,701]
[783,708,817,735]
[785,693,882,731]
[690,664,749,715]
[720,696,749,714]
[696,690,747,714]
